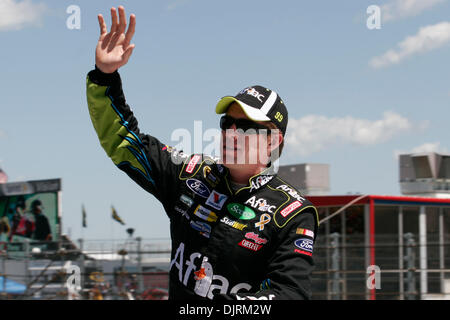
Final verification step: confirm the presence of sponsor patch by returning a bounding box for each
[186,155,201,173]
[294,238,314,255]
[296,228,314,238]
[186,179,211,198]
[244,232,268,245]
[220,217,247,231]
[190,220,211,238]
[174,206,190,220]
[205,190,228,210]
[280,201,302,218]
[194,205,218,222]
[276,184,306,203]
[227,203,256,220]
[174,206,187,215]
[203,166,220,187]
[245,196,276,213]
[254,213,271,231]
[162,145,174,153]
[180,194,194,208]
[162,145,188,161]
[238,239,262,252]
[249,175,273,192]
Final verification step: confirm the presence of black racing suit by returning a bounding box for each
[86,67,320,300]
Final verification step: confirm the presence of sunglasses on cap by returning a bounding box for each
[220,115,272,134]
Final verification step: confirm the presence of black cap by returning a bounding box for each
[215,85,288,136]
[16,196,26,210]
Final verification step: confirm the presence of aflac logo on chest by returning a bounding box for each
[186,179,211,198]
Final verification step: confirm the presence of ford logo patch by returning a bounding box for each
[294,238,314,253]
[186,178,211,198]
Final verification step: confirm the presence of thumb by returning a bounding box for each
[122,44,135,63]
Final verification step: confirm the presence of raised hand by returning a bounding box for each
[95,6,136,74]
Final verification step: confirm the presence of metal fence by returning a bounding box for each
[0,237,172,300]
[311,233,450,300]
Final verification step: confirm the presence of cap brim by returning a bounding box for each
[215,97,271,122]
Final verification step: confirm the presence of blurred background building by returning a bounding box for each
[277,163,330,196]
[399,152,450,198]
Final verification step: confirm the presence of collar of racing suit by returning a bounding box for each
[220,162,277,196]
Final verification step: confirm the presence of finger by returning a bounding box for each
[97,14,107,35]
[110,7,118,34]
[117,6,127,34]
[124,14,136,48]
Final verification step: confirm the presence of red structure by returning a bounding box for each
[308,195,450,300]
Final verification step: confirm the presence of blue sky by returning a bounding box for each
[1,0,449,241]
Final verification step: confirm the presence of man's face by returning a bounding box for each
[220,102,278,168]
[16,206,25,215]
[33,206,42,214]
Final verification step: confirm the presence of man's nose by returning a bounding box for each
[227,124,242,138]
[223,125,239,143]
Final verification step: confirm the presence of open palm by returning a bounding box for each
[96,6,136,74]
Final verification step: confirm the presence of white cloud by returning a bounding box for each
[0,129,6,139]
[381,0,445,22]
[285,111,415,156]
[0,0,46,31]
[410,142,448,153]
[370,22,450,68]
[394,142,449,159]
[166,0,189,11]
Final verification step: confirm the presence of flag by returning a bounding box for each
[82,205,87,228]
[0,168,7,184]
[111,206,125,225]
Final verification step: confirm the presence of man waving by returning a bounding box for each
[86,6,319,300]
